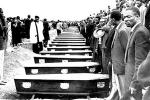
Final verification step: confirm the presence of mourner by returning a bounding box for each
[43,18,50,47]
[30,16,44,53]
[123,6,150,100]
[107,10,129,100]
[24,15,32,39]
[2,0,150,99]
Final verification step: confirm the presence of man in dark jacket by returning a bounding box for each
[43,18,50,47]
[123,6,150,100]
[24,15,32,39]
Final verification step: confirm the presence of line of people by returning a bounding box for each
[79,0,150,100]
[6,15,72,53]
[0,11,76,85]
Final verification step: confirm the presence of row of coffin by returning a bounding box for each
[14,32,110,99]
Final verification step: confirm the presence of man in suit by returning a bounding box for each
[106,10,129,100]
[123,6,150,100]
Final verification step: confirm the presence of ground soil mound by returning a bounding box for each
[0,46,37,99]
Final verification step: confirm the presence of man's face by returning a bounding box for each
[124,10,137,28]
[35,17,39,22]
[94,18,99,24]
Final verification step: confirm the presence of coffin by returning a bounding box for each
[14,74,109,98]
[54,39,85,41]
[49,43,86,47]
[52,41,86,43]
[24,62,100,74]
[34,55,93,63]
[47,46,90,51]
[56,37,85,39]
[39,50,92,56]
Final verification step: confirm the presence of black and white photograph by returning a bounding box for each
[0,0,150,100]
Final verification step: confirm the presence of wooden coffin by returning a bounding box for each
[47,46,90,51]
[54,39,85,41]
[49,43,86,47]
[39,50,92,56]
[52,41,86,43]
[24,62,100,74]
[34,55,93,63]
[14,74,109,98]
[56,37,85,39]
[54,39,86,41]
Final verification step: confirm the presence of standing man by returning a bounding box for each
[30,16,44,53]
[43,18,50,48]
[56,20,62,35]
[106,10,129,100]
[0,8,7,85]
[124,6,150,100]
[24,15,32,39]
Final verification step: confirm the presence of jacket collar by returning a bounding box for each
[116,21,124,31]
[130,22,141,34]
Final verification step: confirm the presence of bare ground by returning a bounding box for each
[0,46,36,99]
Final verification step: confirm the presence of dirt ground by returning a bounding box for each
[0,46,36,99]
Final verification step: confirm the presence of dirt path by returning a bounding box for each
[0,47,35,99]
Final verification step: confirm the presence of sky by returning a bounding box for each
[0,0,116,21]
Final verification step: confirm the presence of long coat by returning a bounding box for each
[43,21,50,40]
[124,23,150,92]
[30,21,44,43]
[111,22,129,75]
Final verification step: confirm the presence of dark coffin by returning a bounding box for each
[47,46,90,51]
[34,55,93,63]
[39,50,92,56]
[57,35,82,37]
[49,43,86,47]
[54,39,85,41]
[24,62,100,74]
[56,37,85,39]
[14,74,109,97]
[52,41,86,43]
[58,35,82,37]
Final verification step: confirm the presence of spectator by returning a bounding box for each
[123,6,150,100]
[24,15,32,39]
[0,8,7,85]
[43,18,50,47]
[30,16,44,53]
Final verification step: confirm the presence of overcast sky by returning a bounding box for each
[0,0,116,21]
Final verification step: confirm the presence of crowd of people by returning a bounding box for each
[0,0,150,100]
[78,0,150,100]
[0,10,76,85]
[6,15,72,49]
